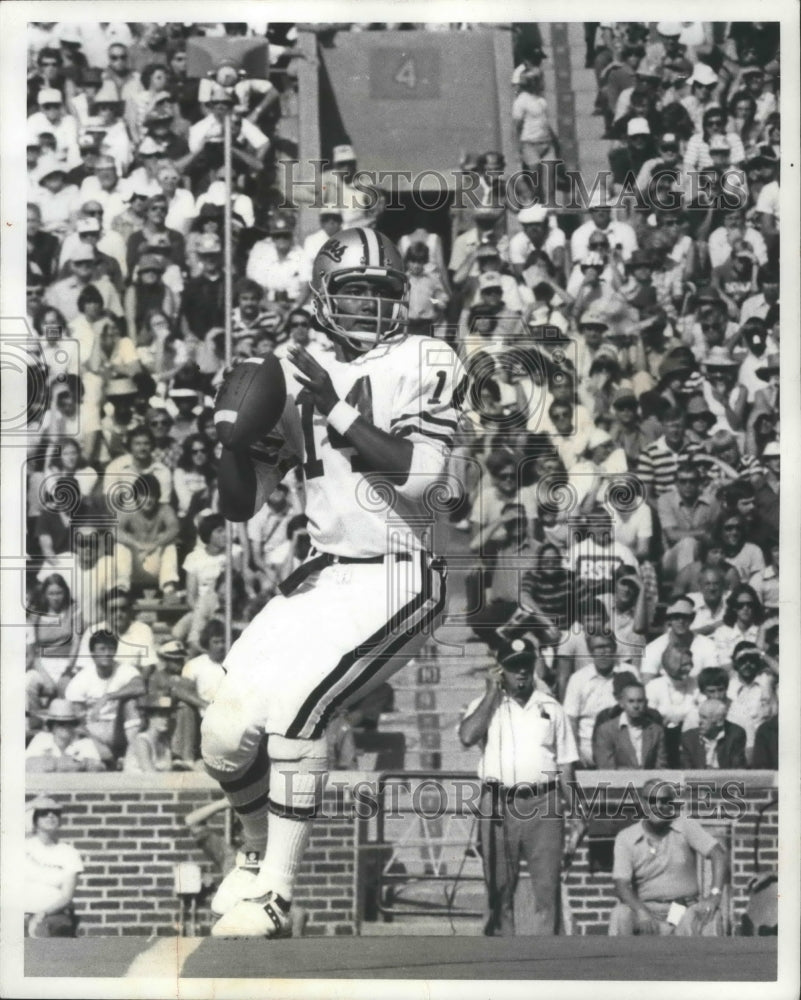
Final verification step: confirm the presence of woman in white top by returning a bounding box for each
[24,796,83,937]
[712,584,764,669]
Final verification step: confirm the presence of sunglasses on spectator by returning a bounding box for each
[289,320,309,327]
[109,54,127,61]
[40,60,59,67]
[723,523,741,531]
[83,208,103,216]
[191,446,208,454]
[495,472,516,480]
[37,808,62,816]
[149,418,170,426]
[735,600,755,608]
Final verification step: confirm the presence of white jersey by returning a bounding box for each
[255,334,463,558]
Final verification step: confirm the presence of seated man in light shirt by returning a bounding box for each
[645,644,701,768]
[64,629,145,766]
[641,598,718,682]
[563,632,639,767]
[726,642,777,766]
[71,587,157,681]
[609,779,728,936]
[687,567,730,636]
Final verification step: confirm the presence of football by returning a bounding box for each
[214,356,287,450]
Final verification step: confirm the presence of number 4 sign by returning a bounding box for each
[369,48,441,99]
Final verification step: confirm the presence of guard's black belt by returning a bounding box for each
[482,780,559,801]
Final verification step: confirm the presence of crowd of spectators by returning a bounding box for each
[457,20,780,771]
[23,20,779,779]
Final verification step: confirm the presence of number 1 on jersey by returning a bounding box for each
[298,376,374,479]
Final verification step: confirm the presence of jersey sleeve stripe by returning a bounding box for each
[392,424,454,447]
[390,411,459,430]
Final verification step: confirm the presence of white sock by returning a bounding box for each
[251,814,312,902]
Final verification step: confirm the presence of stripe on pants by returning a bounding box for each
[287,553,446,740]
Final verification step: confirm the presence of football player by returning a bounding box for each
[203,227,464,937]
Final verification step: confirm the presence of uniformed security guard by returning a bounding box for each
[459,637,578,936]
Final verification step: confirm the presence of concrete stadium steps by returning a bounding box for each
[380,646,494,771]
[562,21,611,186]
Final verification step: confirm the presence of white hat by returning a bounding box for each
[37,87,63,106]
[656,22,682,37]
[69,242,96,263]
[93,81,123,105]
[76,216,101,234]
[518,204,548,224]
[580,251,606,270]
[56,24,83,45]
[36,154,68,181]
[627,117,651,137]
[138,136,161,156]
[332,144,356,164]
[579,305,609,327]
[690,63,718,87]
[761,441,780,458]
[124,178,153,201]
[478,271,504,292]
[197,233,222,255]
[709,135,731,152]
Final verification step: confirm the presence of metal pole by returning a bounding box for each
[223,108,233,653]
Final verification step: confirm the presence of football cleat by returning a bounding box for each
[210,850,261,916]
[210,891,294,939]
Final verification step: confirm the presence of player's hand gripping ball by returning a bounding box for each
[213,356,287,450]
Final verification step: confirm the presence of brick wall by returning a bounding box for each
[26,769,777,937]
[26,772,359,938]
[564,770,778,936]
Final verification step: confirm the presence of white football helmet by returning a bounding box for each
[310,227,409,351]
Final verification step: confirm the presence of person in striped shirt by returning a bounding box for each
[635,407,691,498]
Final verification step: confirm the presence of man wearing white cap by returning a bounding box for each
[318,144,376,227]
[609,119,656,190]
[189,84,269,157]
[79,155,128,226]
[45,242,122,322]
[91,81,133,173]
[27,87,80,167]
[26,699,105,773]
[123,136,167,199]
[56,212,124,293]
[645,22,686,68]
[681,63,721,133]
[508,204,566,283]
[642,598,718,684]
[570,189,638,264]
[24,795,84,937]
[28,156,81,238]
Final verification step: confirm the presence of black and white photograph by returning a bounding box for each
[0,3,798,998]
